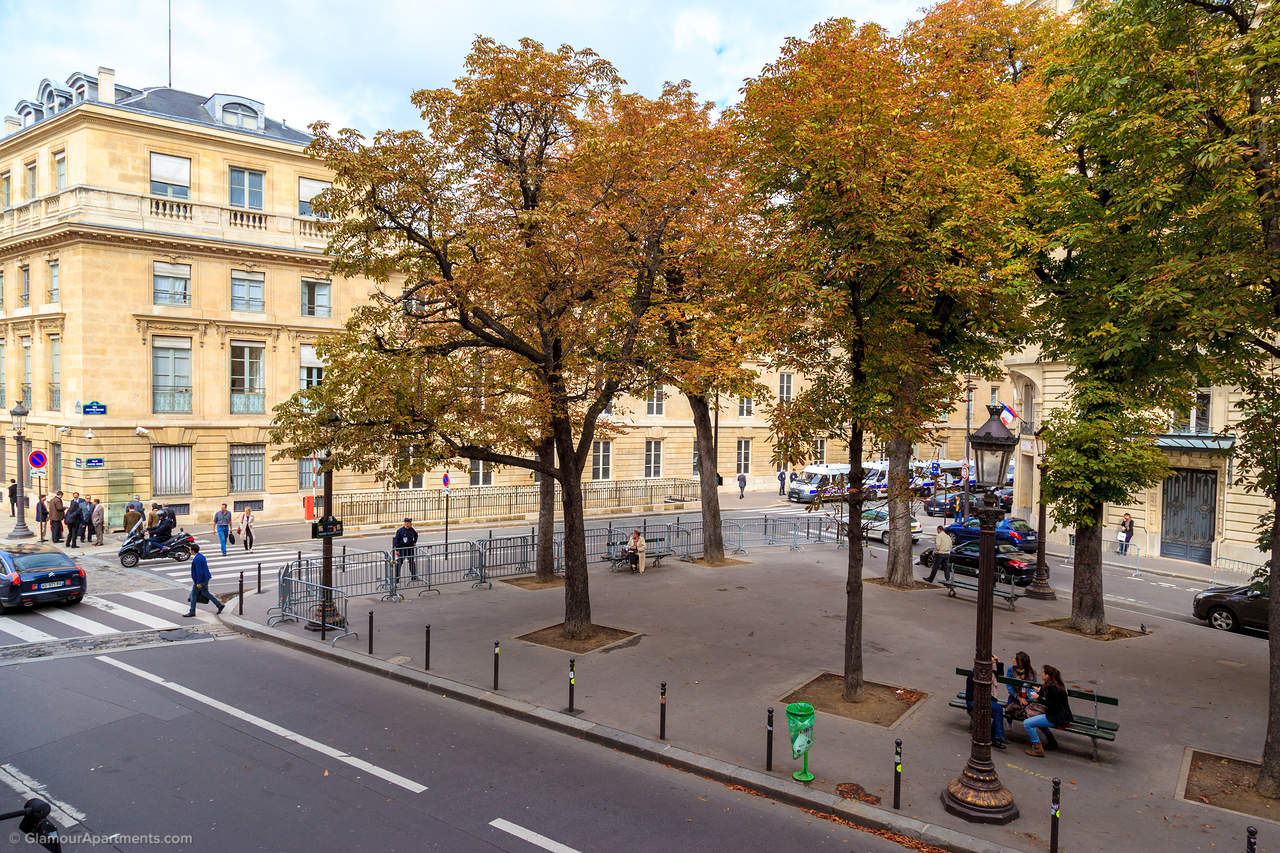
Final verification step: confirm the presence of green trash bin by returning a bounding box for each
[786,702,815,782]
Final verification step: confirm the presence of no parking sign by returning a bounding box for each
[27,449,46,470]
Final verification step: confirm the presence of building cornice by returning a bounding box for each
[133,314,339,350]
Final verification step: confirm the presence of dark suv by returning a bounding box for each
[1192,585,1268,634]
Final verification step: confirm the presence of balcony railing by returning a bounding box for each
[20,384,30,406]
[230,390,265,414]
[48,383,60,409]
[230,297,265,312]
[46,288,58,303]
[228,209,267,229]
[19,290,28,307]
[149,197,192,220]
[153,385,193,413]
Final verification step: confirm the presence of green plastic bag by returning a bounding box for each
[786,702,815,760]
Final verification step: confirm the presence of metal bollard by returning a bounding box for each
[660,681,667,740]
[766,707,774,771]
[256,561,261,594]
[1050,777,1061,853]
[368,610,374,655]
[569,658,576,712]
[893,739,903,810]
[238,572,244,616]
[425,625,431,670]
[493,641,500,690]
[321,607,326,642]
[1247,826,1257,853]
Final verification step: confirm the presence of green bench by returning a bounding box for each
[604,538,672,572]
[939,574,1023,608]
[948,667,1119,760]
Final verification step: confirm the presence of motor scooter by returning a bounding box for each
[118,527,195,568]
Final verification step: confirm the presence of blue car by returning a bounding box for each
[0,544,86,611]
[945,517,1038,553]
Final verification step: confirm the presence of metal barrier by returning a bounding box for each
[1211,557,1265,586]
[1062,534,1141,575]
[391,541,488,598]
[267,576,357,646]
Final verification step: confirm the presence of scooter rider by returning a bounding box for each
[147,503,175,554]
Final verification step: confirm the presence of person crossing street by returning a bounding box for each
[926,525,953,583]
[183,544,224,617]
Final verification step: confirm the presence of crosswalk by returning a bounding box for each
[0,589,220,648]
[142,544,321,589]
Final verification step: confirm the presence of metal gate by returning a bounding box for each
[1160,468,1217,564]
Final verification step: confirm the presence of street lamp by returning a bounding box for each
[7,402,33,540]
[943,403,1018,824]
[1025,427,1056,601]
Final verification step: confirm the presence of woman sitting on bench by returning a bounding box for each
[1024,665,1072,757]
[627,530,646,574]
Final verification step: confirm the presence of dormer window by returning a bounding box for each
[223,102,257,129]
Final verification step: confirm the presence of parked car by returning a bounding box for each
[945,517,1038,553]
[859,508,922,545]
[924,491,972,517]
[918,540,1036,585]
[0,543,86,611]
[1192,585,1269,633]
[995,488,1014,512]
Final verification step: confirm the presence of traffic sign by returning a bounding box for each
[929,461,940,477]
[442,473,450,487]
[311,515,344,539]
[961,464,970,480]
[442,486,451,497]
[27,450,46,470]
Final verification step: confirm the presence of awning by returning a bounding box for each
[1154,433,1236,453]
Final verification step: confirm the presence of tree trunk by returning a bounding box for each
[884,436,915,587]
[688,392,725,563]
[844,424,866,702]
[1068,505,1107,634]
[552,417,592,639]
[1257,493,1280,797]
[535,436,556,583]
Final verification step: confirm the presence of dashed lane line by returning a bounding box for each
[489,818,581,853]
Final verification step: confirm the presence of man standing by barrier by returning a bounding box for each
[392,518,419,583]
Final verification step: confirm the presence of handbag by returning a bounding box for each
[196,587,210,604]
[228,532,236,545]
[1025,701,1047,717]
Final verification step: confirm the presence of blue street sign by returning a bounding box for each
[86,458,104,469]
[81,401,107,415]
[930,461,940,476]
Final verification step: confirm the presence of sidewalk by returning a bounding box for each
[223,538,1266,852]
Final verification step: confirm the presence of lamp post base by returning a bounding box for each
[1024,575,1057,600]
[942,771,1019,824]
[6,524,34,540]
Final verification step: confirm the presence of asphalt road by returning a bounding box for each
[1,638,920,852]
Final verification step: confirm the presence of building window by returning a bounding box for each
[20,267,29,307]
[692,446,700,476]
[469,459,492,486]
[298,457,320,489]
[53,152,66,191]
[298,177,330,217]
[19,336,30,406]
[231,269,265,312]
[644,439,663,479]
[46,261,58,303]
[229,167,264,210]
[739,396,753,417]
[815,438,826,465]
[301,278,330,317]
[646,386,665,416]
[1176,390,1212,434]
[233,499,263,513]
[149,153,191,199]
[398,473,424,490]
[299,344,324,389]
[0,270,5,310]
[2,173,10,207]
[230,342,265,413]
[990,386,999,405]
[24,162,36,199]
[153,261,191,305]
[736,438,751,475]
[223,102,258,128]
[153,336,192,413]
[778,373,793,403]
[47,335,59,410]
[229,444,265,492]
[152,445,192,496]
[591,440,611,480]
[0,343,6,407]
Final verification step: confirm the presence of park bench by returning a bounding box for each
[948,667,1120,760]
[603,538,672,572]
[939,573,1023,609]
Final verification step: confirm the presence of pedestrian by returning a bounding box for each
[213,503,232,556]
[1002,650,1036,723]
[48,491,64,543]
[183,544,224,617]
[627,528,646,574]
[392,517,419,583]
[6,479,15,517]
[64,492,83,548]
[1024,665,1072,757]
[1119,512,1135,556]
[737,472,747,499]
[34,493,47,542]
[83,495,95,543]
[91,499,105,546]
[126,495,144,515]
[964,659,1007,749]
[238,505,255,552]
[789,470,798,483]
[123,503,142,538]
[777,469,787,496]
[926,525,953,583]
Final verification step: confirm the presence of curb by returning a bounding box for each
[218,610,1024,853]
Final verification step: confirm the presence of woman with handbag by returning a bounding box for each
[1024,665,1072,757]
[238,505,255,553]
[1003,651,1035,723]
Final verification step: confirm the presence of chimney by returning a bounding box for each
[97,67,115,104]
[3,117,18,137]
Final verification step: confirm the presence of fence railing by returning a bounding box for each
[1211,557,1266,586]
[268,575,356,646]
[333,478,700,526]
[1064,533,1142,574]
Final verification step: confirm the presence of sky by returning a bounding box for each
[0,0,926,134]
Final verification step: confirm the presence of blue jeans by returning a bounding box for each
[216,525,230,555]
[1025,714,1053,744]
[968,698,1005,741]
[187,583,223,614]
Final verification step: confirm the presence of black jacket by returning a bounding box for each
[1039,683,1074,727]
[392,526,418,551]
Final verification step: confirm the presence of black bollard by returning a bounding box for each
[238,572,244,616]
[766,707,774,771]
[1247,826,1258,853]
[1050,777,1061,853]
[425,625,431,670]
[660,681,667,740]
[893,739,903,810]
[493,641,500,690]
[368,610,373,655]
[569,658,576,713]
[256,561,262,594]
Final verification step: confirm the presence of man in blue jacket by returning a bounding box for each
[184,544,224,616]
[392,518,419,583]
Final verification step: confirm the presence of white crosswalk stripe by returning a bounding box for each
[82,596,180,630]
[0,617,59,644]
[0,589,226,648]
[37,607,117,636]
[123,591,218,624]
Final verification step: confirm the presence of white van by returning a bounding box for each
[787,463,851,503]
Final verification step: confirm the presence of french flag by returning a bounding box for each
[999,403,1018,428]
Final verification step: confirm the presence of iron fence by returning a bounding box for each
[267,576,357,646]
[1210,557,1265,586]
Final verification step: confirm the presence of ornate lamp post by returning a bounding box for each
[7,402,33,540]
[943,404,1019,824]
[1025,427,1056,601]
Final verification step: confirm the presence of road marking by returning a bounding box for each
[489,818,580,853]
[122,591,217,624]
[96,657,428,794]
[0,616,59,644]
[37,607,118,635]
[0,763,86,827]
[82,596,180,630]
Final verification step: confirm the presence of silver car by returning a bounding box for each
[859,508,921,545]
